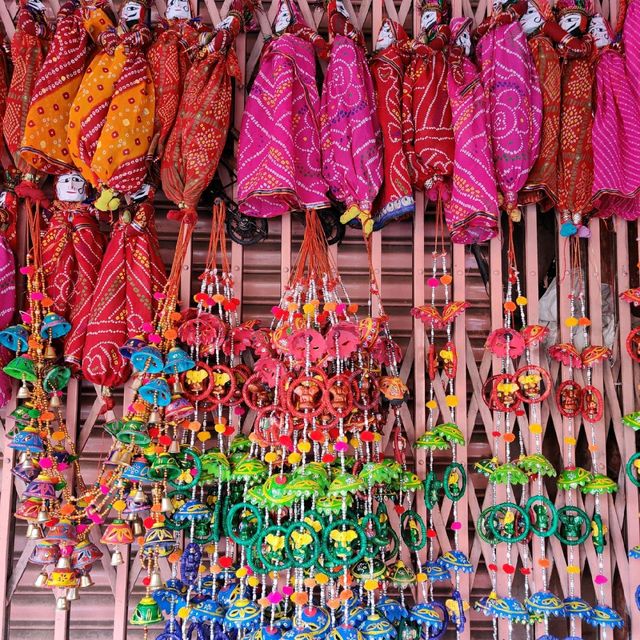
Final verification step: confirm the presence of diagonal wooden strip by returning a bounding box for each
[6,540,35,601]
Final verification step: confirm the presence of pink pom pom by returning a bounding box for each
[153,292,166,300]
[100,484,110,495]
[451,521,462,531]
[30,292,44,301]
[39,457,53,469]
[268,592,283,604]
[427,277,439,288]
[595,575,608,585]
[141,322,154,332]
[148,333,162,344]
[335,441,348,452]
[282,586,294,596]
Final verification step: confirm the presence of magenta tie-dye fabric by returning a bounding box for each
[476,21,542,213]
[0,235,15,409]
[320,34,383,214]
[445,40,499,244]
[238,33,330,217]
[592,47,640,220]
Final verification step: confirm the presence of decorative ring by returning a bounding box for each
[226,502,263,546]
[555,506,590,546]
[443,463,466,502]
[487,502,530,543]
[515,365,552,404]
[400,510,427,551]
[525,495,558,538]
[323,519,367,566]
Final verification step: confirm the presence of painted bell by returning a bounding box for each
[100,519,134,546]
[103,419,123,438]
[12,459,39,483]
[437,550,473,573]
[130,596,163,626]
[139,378,172,407]
[0,325,29,352]
[224,598,261,630]
[46,566,78,589]
[164,396,195,423]
[524,591,564,617]
[122,457,151,483]
[23,474,58,500]
[40,313,72,339]
[30,541,60,566]
[71,540,103,570]
[130,345,164,374]
[14,497,43,521]
[43,365,71,393]
[173,499,211,523]
[116,418,151,446]
[44,519,77,545]
[123,494,150,517]
[142,522,177,557]
[9,427,44,453]
[163,346,195,374]
[148,453,182,482]
[3,356,37,382]
[358,614,397,640]
[119,335,147,359]
[10,403,40,424]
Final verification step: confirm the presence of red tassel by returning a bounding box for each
[99,395,115,414]
[15,180,49,207]
[167,207,198,225]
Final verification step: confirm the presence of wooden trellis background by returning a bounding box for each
[0,0,637,638]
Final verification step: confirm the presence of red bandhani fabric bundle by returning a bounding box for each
[320,0,382,235]
[371,19,414,229]
[20,1,112,174]
[161,8,245,223]
[82,200,165,388]
[67,21,154,196]
[401,25,454,201]
[2,2,51,174]
[519,31,561,209]
[41,202,106,367]
[237,0,330,218]
[0,35,11,170]
[147,17,201,165]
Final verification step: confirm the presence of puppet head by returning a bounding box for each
[22,0,46,12]
[556,0,592,35]
[120,0,150,28]
[129,182,154,204]
[450,17,472,54]
[420,0,447,31]
[56,172,88,203]
[374,19,408,51]
[166,0,192,20]
[589,13,613,47]
[520,0,550,34]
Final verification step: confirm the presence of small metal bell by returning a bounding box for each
[20,454,34,471]
[45,344,57,360]
[148,410,161,424]
[168,440,180,454]
[56,597,69,611]
[132,488,146,504]
[56,556,71,569]
[131,375,143,391]
[110,549,123,566]
[149,571,163,591]
[131,519,144,537]
[34,571,48,588]
[27,523,42,539]
[172,380,184,395]
[160,496,174,514]
[37,507,49,523]
[17,382,31,399]
[49,394,61,408]
[66,587,79,601]
[79,574,94,589]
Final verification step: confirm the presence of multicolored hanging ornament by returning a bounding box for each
[238,0,330,219]
[321,0,382,235]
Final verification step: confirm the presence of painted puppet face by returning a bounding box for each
[456,27,471,55]
[375,21,395,51]
[589,14,611,47]
[559,11,583,35]
[26,0,46,12]
[130,183,152,203]
[421,9,439,31]
[520,3,544,34]
[336,0,350,19]
[492,0,503,13]
[274,1,292,33]
[56,172,87,203]
[0,192,6,209]
[121,1,143,25]
[166,0,191,20]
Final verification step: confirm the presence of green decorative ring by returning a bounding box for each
[626,453,640,488]
[555,506,591,546]
[525,495,558,538]
[163,489,191,531]
[423,471,441,510]
[443,463,466,502]
[476,508,499,544]
[168,448,202,490]
[400,509,427,551]
[256,525,291,571]
[487,502,530,543]
[226,502,263,546]
[322,519,367,566]
[285,521,321,569]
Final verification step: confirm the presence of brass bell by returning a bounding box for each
[56,597,69,611]
[132,488,146,504]
[34,571,48,588]
[17,383,31,399]
[49,394,61,408]
[66,587,79,601]
[172,380,184,395]
[56,556,71,569]
[79,574,94,589]
[160,496,174,514]
[110,549,123,566]
[45,344,57,360]
[131,519,144,537]
[148,410,161,425]
[168,440,180,454]
[26,523,42,539]
[131,376,143,391]
[149,571,163,591]
[37,507,49,523]
[20,455,34,471]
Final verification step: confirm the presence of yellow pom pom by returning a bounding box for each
[197,431,211,442]
[564,437,577,446]
[565,317,578,327]
[112,500,126,512]
[567,565,580,575]
[248,576,260,587]
[516,296,527,306]
[529,423,542,435]
[214,423,226,434]
[297,441,311,453]
[426,400,437,410]
[315,573,329,585]
[445,395,458,408]
[416,572,427,583]
[236,567,248,578]
[265,452,278,464]
[303,303,315,315]
[288,452,302,464]
[364,579,378,592]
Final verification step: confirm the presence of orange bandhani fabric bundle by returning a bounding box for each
[3,1,51,174]
[161,7,245,223]
[147,17,201,166]
[20,1,112,174]
[68,21,154,196]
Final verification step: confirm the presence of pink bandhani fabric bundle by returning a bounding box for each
[0,225,15,409]
[445,18,499,244]
[320,2,382,235]
[476,19,542,216]
[238,19,330,217]
[592,44,640,220]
